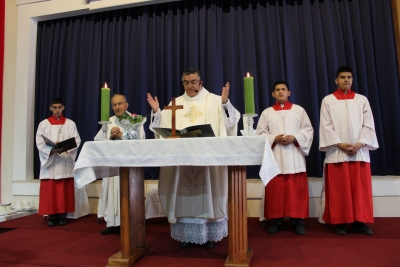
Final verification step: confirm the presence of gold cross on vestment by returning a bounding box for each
[164,98,183,138]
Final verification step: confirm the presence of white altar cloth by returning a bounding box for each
[74,136,279,188]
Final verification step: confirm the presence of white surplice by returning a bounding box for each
[319,94,379,163]
[94,113,145,227]
[256,103,313,173]
[150,87,240,244]
[36,119,80,179]
[36,117,89,218]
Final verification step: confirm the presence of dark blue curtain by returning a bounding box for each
[34,0,400,179]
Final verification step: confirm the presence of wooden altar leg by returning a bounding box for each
[225,166,253,267]
[107,167,153,267]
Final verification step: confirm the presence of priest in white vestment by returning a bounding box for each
[94,94,145,235]
[256,81,313,235]
[36,98,88,226]
[147,68,240,248]
[319,66,378,235]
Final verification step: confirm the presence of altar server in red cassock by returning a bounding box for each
[36,98,83,226]
[256,81,313,235]
[319,66,379,235]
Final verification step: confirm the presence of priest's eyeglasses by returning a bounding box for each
[182,80,200,86]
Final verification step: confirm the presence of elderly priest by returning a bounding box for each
[94,94,145,235]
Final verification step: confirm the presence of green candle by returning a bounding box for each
[100,83,110,121]
[244,73,255,114]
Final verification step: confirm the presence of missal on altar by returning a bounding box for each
[152,124,215,138]
[41,134,77,152]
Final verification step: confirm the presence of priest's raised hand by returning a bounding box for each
[147,93,159,113]
[221,82,230,104]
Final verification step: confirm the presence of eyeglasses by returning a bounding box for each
[182,80,200,86]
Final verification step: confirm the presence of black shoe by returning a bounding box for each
[335,224,347,235]
[100,226,120,235]
[204,241,214,248]
[352,222,373,235]
[294,222,305,235]
[179,241,190,248]
[58,218,66,226]
[48,219,57,227]
[267,222,282,234]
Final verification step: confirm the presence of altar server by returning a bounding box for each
[256,81,313,235]
[319,66,378,235]
[36,98,87,226]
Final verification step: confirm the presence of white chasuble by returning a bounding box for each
[158,89,228,137]
[156,89,235,224]
[160,165,227,222]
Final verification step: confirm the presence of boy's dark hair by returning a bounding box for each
[272,81,289,92]
[50,98,63,106]
[336,66,353,78]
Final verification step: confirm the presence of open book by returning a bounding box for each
[41,134,77,152]
[152,124,215,138]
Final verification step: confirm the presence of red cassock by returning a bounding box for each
[264,172,309,219]
[323,162,373,224]
[39,178,75,215]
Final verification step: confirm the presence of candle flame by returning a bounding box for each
[247,72,250,77]
[104,82,108,88]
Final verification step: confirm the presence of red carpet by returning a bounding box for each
[0,215,399,266]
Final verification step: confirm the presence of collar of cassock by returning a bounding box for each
[333,88,355,100]
[48,114,66,125]
[272,101,293,111]
[183,87,208,102]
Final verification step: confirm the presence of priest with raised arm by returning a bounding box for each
[146,68,240,248]
[94,94,145,235]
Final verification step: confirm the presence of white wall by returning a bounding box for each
[3,0,19,204]
[2,0,400,217]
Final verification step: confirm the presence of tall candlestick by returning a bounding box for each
[100,83,110,121]
[244,72,255,114]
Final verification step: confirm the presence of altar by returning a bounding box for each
[74,135,279,267]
